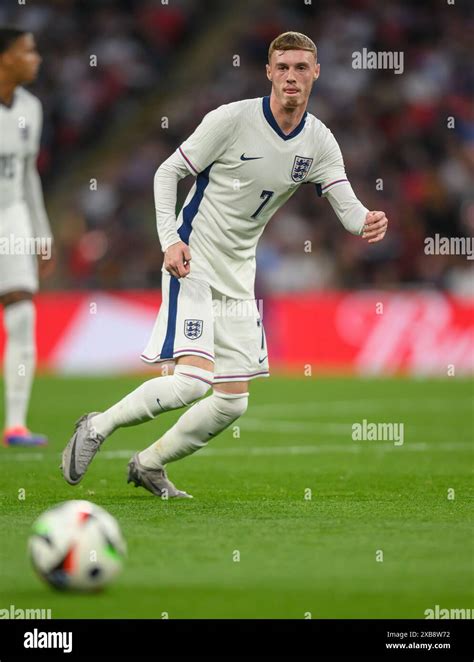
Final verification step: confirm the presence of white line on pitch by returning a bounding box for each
[249,398,474,415]
[99,442,473,458]
[240,419,473,437]
[211,441,468,455]
[2,442,471,463]
[0,452,45,461]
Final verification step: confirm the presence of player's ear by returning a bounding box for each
[266,63,272,81]
[313,63,320,81]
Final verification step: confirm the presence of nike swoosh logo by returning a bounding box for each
[240,153,263,161]
[258,356,268,364]
[69,436,80,481]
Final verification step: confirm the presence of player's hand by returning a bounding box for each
[362,211,388,243]
[38,244,56,279]
[164,241,192,278]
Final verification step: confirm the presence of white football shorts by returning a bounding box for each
[141,271,269,383]
[0,201,39,296]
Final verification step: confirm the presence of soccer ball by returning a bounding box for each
[28,500,126,591]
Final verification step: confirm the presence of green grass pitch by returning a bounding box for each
[0,374,472,619]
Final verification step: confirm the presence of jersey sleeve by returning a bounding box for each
[23,98,53,241]
[308,128,349,195]
[154,149,192,251]
[310,127,368,235]
[30,96,43,157]
[177,104,234,175]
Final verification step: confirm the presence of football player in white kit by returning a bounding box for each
[62,32,388,496]
[0,28,54,446]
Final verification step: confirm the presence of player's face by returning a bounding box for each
[266,49,319,110]
[1,33,41,84]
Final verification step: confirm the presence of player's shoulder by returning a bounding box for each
[15,87,42,113]
[305,110,340,153]
[224,97,262,112]
[212,97,262,120]
[305,110,332,140]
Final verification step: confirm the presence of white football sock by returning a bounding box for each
[90,364,213,438]
[3,300,36,429]
[138,390,249,469]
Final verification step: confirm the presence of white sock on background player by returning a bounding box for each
[138,390,249,469]
[4,300,36,429]
[90,364,213,438]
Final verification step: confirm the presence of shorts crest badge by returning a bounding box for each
[184,319,203,339]
[291,155,313,183]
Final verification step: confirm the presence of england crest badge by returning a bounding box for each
[291,155,313,183]
[184,319,203,339]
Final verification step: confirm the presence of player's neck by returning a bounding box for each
[0,78,17,107]
[269,94,307,136]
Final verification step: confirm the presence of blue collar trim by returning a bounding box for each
[262,96,307,141]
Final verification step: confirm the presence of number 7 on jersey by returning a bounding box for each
[251,190,274,219]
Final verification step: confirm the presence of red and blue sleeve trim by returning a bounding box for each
[178,147,199,175]
[321,178,349,194]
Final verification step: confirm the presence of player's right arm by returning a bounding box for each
[154,151,192,278]
[23,97,55,277]
[164,239,192,279]
[154,104,234,278]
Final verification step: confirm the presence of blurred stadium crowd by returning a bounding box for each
[1,0,472,295]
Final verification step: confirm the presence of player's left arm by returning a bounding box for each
[313,129,388,243]
[23,99,55,277]
[324,186,388,243]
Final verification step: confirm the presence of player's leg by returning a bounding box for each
[135,374,249,468]
[1,290,43,446]
[91,273,215,439]
[84,358,214,438]
[128,376,248,498]
[1,274,47,448]
[61,273,215,484]
[130,297,267,497]
[136,375,249,475]
[1,200,45,447]
[1,291,46,448]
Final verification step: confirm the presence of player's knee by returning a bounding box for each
[213,391,249,424]
[4,299,35,340]
[172,365,213,406]
[0,291,33,308]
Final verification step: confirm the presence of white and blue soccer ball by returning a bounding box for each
[28,500,126,591]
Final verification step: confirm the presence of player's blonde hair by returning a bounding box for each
[268,31,317,63]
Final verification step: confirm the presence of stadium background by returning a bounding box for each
[0,0,473,624]
[0,0,472,374]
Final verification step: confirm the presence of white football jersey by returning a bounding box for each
[0,87,42,210]
[175,96,361,299]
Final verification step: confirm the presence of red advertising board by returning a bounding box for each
[0,291,472,375]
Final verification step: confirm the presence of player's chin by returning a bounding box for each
[283,92,301,107]
[22,72,37,84]
[283,92,306,109]
[25,65,40,80]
